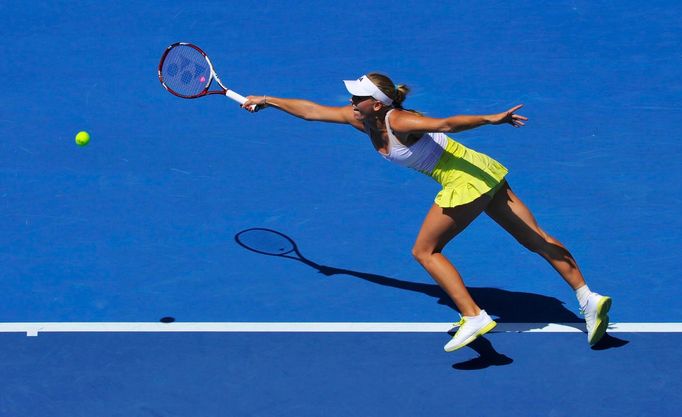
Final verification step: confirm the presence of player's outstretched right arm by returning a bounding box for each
[242,95,358,126]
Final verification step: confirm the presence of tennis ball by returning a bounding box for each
[75,131,90,146]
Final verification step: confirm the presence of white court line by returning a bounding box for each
[0,322,681,337]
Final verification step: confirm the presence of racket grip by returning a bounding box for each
[225,89,246,104]
[225,90,259,112]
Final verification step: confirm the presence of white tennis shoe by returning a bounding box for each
[581,292,612,346]
[444,310,497,352]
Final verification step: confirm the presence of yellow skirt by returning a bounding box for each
[428,137,508,208]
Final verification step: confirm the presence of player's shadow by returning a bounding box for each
[451,336,513,370]
[234,228,628,360]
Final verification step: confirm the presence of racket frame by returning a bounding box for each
[158,42,249,106]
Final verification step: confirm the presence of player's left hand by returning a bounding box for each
[489,104,528,127]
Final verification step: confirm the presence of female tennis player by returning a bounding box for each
[241,73,612,351]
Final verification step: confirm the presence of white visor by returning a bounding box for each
[343,75,393,105]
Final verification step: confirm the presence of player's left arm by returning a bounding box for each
[389,104,527,135]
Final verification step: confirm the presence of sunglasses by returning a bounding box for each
[351,95,374,105]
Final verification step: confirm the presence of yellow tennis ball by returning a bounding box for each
[75,131,90,146]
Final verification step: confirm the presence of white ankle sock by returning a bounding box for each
[575,285,592,307]
[464,310,487,321]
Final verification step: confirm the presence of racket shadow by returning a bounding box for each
[234,228,599,333]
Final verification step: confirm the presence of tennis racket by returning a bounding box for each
[158,42,259,110]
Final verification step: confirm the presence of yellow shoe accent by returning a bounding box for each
[444,316,497,352]
[588,296,612,346]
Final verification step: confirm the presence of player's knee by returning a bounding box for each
[411,246,425,262]
[412,244,435,265]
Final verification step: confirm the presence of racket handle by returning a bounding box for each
[225,89,246,104]
[225,90,259,112]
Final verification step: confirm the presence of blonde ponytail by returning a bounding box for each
[393,84,410,109]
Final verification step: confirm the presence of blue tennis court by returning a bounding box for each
[1,1,681,416]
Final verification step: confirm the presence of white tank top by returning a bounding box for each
[379,109,448,173]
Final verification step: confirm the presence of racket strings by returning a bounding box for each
[161,45,211,97]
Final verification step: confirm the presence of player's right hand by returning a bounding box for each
[242,96,267,112]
